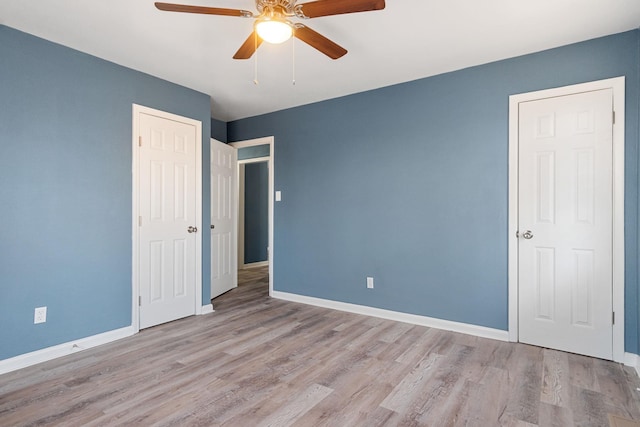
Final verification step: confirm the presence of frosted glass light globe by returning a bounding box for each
[256,19,292,44]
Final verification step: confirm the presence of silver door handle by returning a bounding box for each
[187,226,198,233]
[522,230,533,239]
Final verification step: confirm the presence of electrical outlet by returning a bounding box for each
[34,306,47,324]
[367,277,374,289]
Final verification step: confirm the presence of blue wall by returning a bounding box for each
[0,25,212,360]
[2,24,638,361]
[211,117,227,142]
[238,144,270,160]
[229,30,640,354]
[244,162,269,264]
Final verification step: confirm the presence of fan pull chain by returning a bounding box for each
[253,31,259,85]
[292,36,296,86]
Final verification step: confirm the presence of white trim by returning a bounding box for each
[624,353,640,378]
[242,261,269,269]
[132,104,203,332]
[230,137,274,296]
[272,291,509,342]
[238,163,246,269]
[238,156,271,163]
[0,327,135,375]
[199,304,214,315]
[508,77,625,362]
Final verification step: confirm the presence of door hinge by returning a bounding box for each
[138,136,142,147]
[612,311,615,325]
[138,216,142,226]
[139,296,142,306]
[612,111,616,125]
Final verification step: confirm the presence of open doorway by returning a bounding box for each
[229,137,274,297]
[236,160,269,294]
[239,161,269,269]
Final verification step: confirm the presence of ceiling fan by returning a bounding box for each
[155,0,386,60]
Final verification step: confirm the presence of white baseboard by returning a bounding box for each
[624,352,640,378]
[242,261,269,269]
[0,326,135,375]
[199,304,214,315]
[271,291,509,342]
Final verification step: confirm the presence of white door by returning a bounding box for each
[138,112,198,329]
[211,139,237,298]
[518,89,614,359]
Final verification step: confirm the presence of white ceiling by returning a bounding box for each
[1,1,639,121]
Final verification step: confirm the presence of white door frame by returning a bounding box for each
[507,77,625,362]
[229,136,274,296]
[132,104,203,332]
[238,158,270,269]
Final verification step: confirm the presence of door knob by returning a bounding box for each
[210,225,215,229]
[522,230,533,239]
[187,226,198,233]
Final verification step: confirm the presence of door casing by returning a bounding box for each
[230,136,274,296]
[131,104,203,333]
[507,77,625,362]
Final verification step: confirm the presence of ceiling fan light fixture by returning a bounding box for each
[156,0,388,59]
[255,18,292,44]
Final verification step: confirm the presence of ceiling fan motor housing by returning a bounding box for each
[256,0,298,17]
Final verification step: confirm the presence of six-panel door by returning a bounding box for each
[518,89,614,360]
[139,112,198,329]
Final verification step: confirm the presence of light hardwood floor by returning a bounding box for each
[1,266,639,426]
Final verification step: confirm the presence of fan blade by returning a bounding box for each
[294,25,347,59]
[297,0,385,18]
[233,31,263,59]
[155,2,252,17]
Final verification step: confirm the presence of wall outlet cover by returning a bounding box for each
[34,306,47,324]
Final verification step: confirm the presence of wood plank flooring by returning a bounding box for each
[1,266,639,426]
